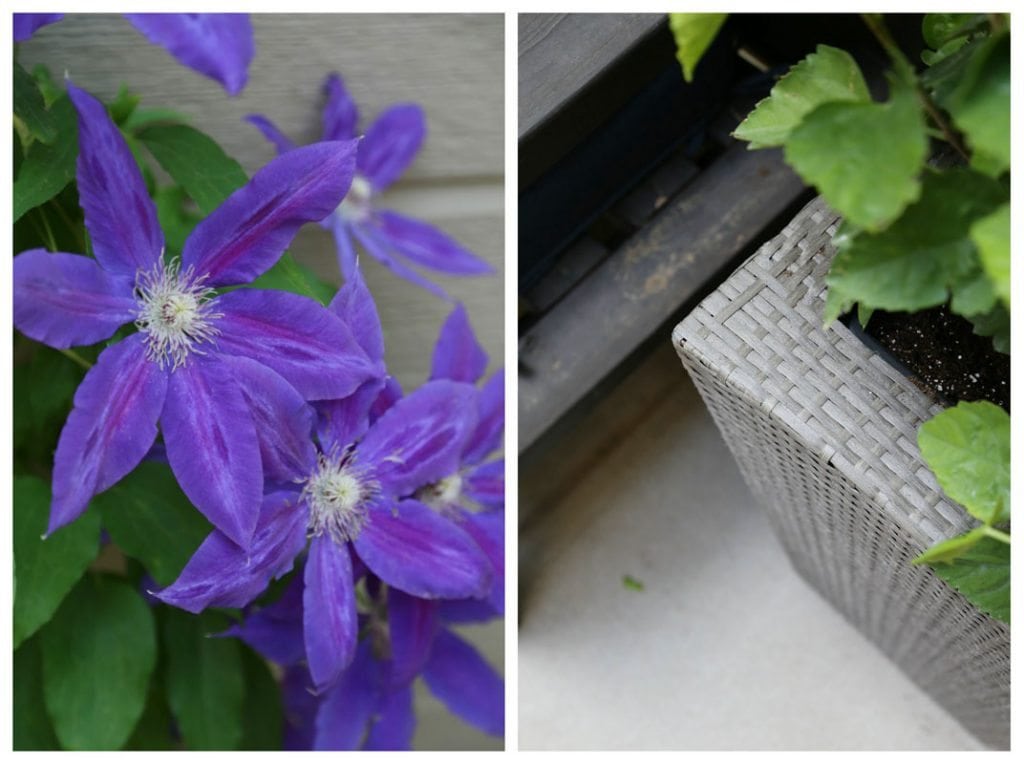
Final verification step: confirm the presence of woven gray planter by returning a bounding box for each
[672,197,1009,749]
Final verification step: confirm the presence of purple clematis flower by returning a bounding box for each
[13,82,378,548]
[246,72,495,298]
[229,572,504,750]
[13,13,254,95]
[156,268,493,694]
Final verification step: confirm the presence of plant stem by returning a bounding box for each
[860,13,970,162]
[34,206,59,252]
[982,526,1011,545]
[60,348,93,371]
[48,198,86,252]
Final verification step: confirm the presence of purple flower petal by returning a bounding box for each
[364,685,414,751]
[327,217,359,281]
[304,536,359,692]
[438,597,500,625]
[464,369,505,465]
[222,573,306,666]
[313,641,380,750]
[354,499,492,600]
[329,266,384,363]
[220,355,317,483]
[371,376,404,422]
[430,303,488,384]
[464,459,505,509]
[283,666,318,751]
[462,509,505,614]
[13,249,135,348]
[358,104,424,192]
[351,222,450,300]
[161,356,263,547]
[245,113,297,155]
[213,288,378,401]
[125,13,254,96]
[182,140,357,287]
[50,335,167,534]
[13,13,63,42]
[321,72,359,142]
[317,379,385,455]
[156,491,308,612]
[423,628,504,737]
[358,380,478,497]
[387,589,439,687]
[67,83,163,277]
[375,210,495,276]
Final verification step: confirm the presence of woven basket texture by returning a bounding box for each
[672,197,1009,749]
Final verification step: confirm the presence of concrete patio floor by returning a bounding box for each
[518,341,984,751]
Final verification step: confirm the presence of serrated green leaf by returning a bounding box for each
[668,13,727,83]
[162,609,245,750]
[785,72,926,231]
[137,124,247,214]
[14,62,58,145]
[942,33,1009,177]
[249,251,338,304]
[734,44,871,149]
[14,475,102,649]
[239,647,283,750]
[14,94,78,222]
[970,201,1009,308]
[95,461,212,587]
[41,575,157,750]
[913,525,986,564]
[927,536,1009,623]
[823,168,1007,323]
[14,636,60,750]
[918,401,1009,526]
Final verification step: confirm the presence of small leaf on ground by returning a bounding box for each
[622,574,645,592]
[927,536,1009,624]
[918,400,1009,526]
[14,475,101,649]
[785,72,926,231]
[95,461,212,587]
[161,609,246,750]
[734,44,871,149]
[669,13,728,83]
[41,575,157,750]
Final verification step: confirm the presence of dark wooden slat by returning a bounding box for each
[518,144,807,452]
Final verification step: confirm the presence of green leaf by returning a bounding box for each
[949,265,997,318]
[162,609,245,750]
[108,84,142,126]
[137,124,247,214]
[14,94,78,222]
[14,475,102,649]
[14,62,58,145]
[249,251,338,304]
[668,13,727,83]
[31,64,63,108]
[239,647,283,750]
[123,107,192,133]
[622,574,645,592]
[124,685,176,750]
[921,37,968,67]
[14,636,60,750]
[823,168,1007,323]
[41,575,157,750]
[913,525,986,564]
[94,461,212,587]
[970,201,1009,308]
[13,341,82,464]
[926,536,1009,623]
[785,72,926,231]
[942,33,1009,176]
[918,400,1009,526]
[922,13,983,49]
[969,304,1010,354]
[734,45,871,149]
[154,185,203,256]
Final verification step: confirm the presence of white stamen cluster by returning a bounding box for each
[336,174,374,223]
[416,472,464,516]
[134,258,221,370]
[303,450,378,545]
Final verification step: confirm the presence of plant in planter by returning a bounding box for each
[672,12,1009,624]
